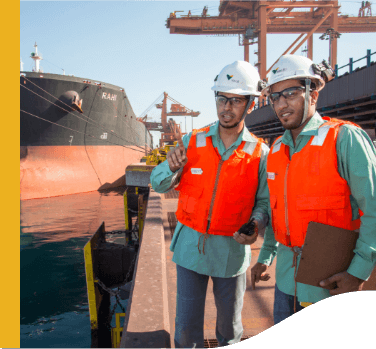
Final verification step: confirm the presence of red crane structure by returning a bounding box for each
[166,0,376,84]
[138,92,200,147]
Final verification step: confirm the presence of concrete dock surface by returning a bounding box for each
[121,189,376,348]
[162,192,275,346]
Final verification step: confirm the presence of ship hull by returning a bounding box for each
[20,72,152,200]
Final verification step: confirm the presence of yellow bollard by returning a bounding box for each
[138,194,144,241]
[111,312,126,348]
[123,190,129,231]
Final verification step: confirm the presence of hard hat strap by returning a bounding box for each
[241,96,255,121]
[299,78,311,127]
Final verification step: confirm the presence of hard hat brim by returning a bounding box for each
[261,75,325,96]
[211,85,261,96]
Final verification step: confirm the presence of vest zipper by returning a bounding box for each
[207,159,224,232]
[284,162,290,239]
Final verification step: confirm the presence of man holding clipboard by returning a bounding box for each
[251,55,376,324]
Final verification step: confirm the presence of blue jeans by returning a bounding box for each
[273,283,304,325]
[174,264,246,348]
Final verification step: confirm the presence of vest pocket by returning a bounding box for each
[210,195,254,231]
[296,195,346,210]
[217,202,244,227]
[296,195,348,230]
[179,185,204,214]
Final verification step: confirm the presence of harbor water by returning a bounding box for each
[20,187,128,348]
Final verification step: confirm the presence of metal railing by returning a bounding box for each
[255,97,270,110]
[253,49,375,110]
[335,49,375,78]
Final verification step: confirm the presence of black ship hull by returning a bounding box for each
[20,72,152,200]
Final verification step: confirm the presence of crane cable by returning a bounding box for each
[137,92,165,120]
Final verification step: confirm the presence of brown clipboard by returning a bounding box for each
[295,222,359,290]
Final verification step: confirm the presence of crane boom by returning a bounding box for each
[138,92,201,147]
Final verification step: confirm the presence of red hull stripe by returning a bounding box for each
[20,146,144,200]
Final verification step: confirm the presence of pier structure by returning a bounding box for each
[245,50,376,145]
[118,187,376,347]
[166,0,376,83]
[119,188,276,347]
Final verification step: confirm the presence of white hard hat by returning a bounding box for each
[211,61,262,96]
[262,54,326,96]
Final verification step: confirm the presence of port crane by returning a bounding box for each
[137,92,200,147]
[166,0,376,85]
[358,1,373,17]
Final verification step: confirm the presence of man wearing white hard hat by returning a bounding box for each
[151,61,270,347]
[251,54,376,324]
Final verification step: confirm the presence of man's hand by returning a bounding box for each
[251,263,270,290]
[233,230,258,245]
[319,271,365,295]
[233,219,259,245]
[167,128,188,172]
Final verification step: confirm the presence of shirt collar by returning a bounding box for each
[281,112,324,146]
[300,112,325,135]
[206,121,258,144]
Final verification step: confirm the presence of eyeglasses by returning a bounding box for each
[216,95,251,108]
[269,86,310,104]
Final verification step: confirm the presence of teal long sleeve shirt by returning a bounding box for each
[258,112,376,303]
[150,121,270,278]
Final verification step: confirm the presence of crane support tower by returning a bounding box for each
[138,92,200,148]
[166,0,376,83]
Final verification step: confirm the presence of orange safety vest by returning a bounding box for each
[267,117,361,247]
[175,126,263,236]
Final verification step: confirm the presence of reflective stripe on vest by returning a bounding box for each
[196,131,206,148]
[243,140,257,156]
[271,138,282,154]
[311,125,331,146]
[267,118,361,247]
[175,127,263,236]
[272,123,333,153]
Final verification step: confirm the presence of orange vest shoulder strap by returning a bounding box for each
[192,126,210,136]
[272,135,283,147]
[248,131,264,144]
[311,117,361,146]
[321,116,361,129]
[270,136,283,154]
[241,138,263,157]
[191,126,211,148]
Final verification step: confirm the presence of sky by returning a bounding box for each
[20,0,376,145]
[16,2,376,347]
